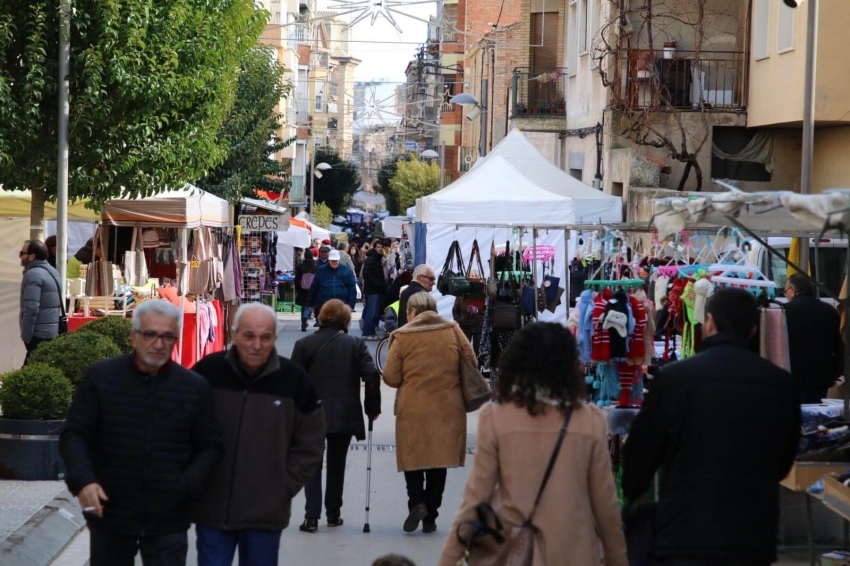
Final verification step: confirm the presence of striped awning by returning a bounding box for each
[102,185,230,228]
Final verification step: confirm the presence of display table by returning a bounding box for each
[67,299,224,368]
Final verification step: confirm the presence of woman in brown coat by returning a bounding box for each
[439,323,628,566]
[383,291,472,535]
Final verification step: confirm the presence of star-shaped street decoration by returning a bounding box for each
[321,0,441,33]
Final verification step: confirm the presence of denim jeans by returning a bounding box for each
[89,526,188,566]
[362,294,381,335]
[196,526,282,566]
[301,305,311,322]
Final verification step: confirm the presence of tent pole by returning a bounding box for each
[532,229,538,321]
[564,230,571,321]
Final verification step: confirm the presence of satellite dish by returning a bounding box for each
[464,155,474,164]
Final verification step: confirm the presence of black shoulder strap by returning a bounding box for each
[306,331,343,372]
[32,266,66,318]
[528,405,574,523]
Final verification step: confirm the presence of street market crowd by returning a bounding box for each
[13,235,844,566]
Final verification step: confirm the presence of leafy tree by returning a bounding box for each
[376,155,404,215]
[389,156,440,211]
[307,147,360,215]
[312,202,333,229]
[197,46,294,204]
[0,0,267,231]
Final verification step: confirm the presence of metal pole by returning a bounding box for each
[798,0,819,273]
[480,78,489,158]
[57,0,70,299]
[309,135,316,222]
[439,141,445,189]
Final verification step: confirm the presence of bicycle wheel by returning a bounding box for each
[376,337,390,374]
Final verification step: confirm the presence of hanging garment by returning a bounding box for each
[222,239,238,303]
[591,289,612,362]
[760,308,791,372]
[197,302,212,358]
[627,293,647,365]
[618,362,641,408]
[635,290,657,366]
[604,290,632,361]
[681,281,698,359]
[654,275,670,310]
[576,290,595,364]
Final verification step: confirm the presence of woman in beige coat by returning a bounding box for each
[383,292,472,535]
[439,322,628,566]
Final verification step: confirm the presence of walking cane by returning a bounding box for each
[363,417,374,533]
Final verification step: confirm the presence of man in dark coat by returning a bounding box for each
[361,239,387,340]
[398,264,436,328]
[623,288,800,566]
[308,250,357,314]
[60,300,221,566]
[191,303,325,566]
[291,299,381,531]
[784,273,843,403]
[19,239,63,363]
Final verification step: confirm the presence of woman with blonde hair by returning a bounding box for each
[383,292,472,534]
[438,323,627,566]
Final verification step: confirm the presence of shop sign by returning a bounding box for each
[239,215,283,232]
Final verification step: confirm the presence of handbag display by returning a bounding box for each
[84,227,114,297]
[438,240,471,297]
[486,241,498,300]
[466,240,487,299]
[456,406,574,565]
[124,227,150,286]
[492,301,521,330]
[454,329,491,412]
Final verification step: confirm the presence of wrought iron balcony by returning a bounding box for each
[288,175,306,205]
[619,49,745,111]
[511,68,567,117]
[288,24,310,48]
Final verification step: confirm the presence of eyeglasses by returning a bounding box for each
[18,251,31,257]
[419,275,436,282]
[135,330,179,345]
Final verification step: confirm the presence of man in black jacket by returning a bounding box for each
[191,303,325,566]
[784,273,843,403]
[361,239,387,340]
[60,300,221,566]
[623,288,800,566]
[397,264,436,328]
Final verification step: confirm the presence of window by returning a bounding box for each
[753,0,770,60]
[589,0,601,68]
[567,0,578,77]
[569,168,582,181]
[315,81,325,112]
[777,2,795,53]
[315,133,324,147]
[711,127,772,183]
[578,0,588,56]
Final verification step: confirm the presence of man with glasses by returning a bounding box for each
[60,300,222,566]
[19,239,63,364]
[191,303,325,566]
[397,264,436,328]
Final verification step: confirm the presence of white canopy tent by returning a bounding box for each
[102,185,229,228]
[417,130,623,323]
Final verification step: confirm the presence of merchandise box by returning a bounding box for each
[781,462,849,492]
[822,551,850,566]
[824,473,850,521]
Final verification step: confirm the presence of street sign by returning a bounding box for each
[238,215,284,232]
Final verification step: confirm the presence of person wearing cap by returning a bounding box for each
[309,249,357,316]
[317,245,331,268]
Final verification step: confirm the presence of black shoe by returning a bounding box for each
[403,504,428,533]
[301,321,308,332]
[314,321,320,327]
[327,516,344,527]
[299,518,318,533]
[422,521,437,534]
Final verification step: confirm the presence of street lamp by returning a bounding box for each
[420,149,439,159]
[451,90,488,158]
[309,160,331,222]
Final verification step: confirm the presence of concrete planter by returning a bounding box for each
[0,418,66,480]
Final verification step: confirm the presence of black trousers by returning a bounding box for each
[23,336,50,365]
[304,433,352,519]
[89,526,188,566]
[464,330,482,359]
[404,468,447,523]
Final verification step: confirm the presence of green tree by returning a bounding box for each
[389,155,440,211]
[307,147,360,215]
[0,0,267,229]
[197,46,294,203]
[376,155,404,215]
[312,202,333,229]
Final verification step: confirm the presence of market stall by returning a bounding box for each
[93,185,234,367]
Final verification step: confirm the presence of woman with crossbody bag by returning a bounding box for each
[439,323,627,566]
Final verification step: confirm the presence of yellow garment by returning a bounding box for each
[388,300,399,315]
[67,256,83,279]
[235,225,243,250]
[787,238,811,278]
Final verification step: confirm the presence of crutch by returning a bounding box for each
[363,417,374,533]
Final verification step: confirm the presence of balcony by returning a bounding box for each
[288,175,306,205]
[288,24,310,48]
[458,146,477,173]
[510,68,567,117]
[619,50,745,111]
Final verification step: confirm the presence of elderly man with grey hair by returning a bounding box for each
[190,302,325,566]
[60,299,222,566]
[397,264,436,328]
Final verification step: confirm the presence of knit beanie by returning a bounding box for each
[693,277,713,324]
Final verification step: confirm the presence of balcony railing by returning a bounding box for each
[510,68,567,117]
[288,175,306,205]
[288,24,310,48]
[458,146,477,173]
[619,49,745,111]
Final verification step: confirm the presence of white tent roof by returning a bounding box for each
[417,130,621,227]
[103,185,230,228]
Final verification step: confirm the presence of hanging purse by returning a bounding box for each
[438,240,471,297]
[466,239,487,299]
[456,406,574,566]
[492,301,521,330]
[85,227,115,297]
[187,228,214,296]
[486,241,498,300]
[124,227,150,286]
[454,329,491,412]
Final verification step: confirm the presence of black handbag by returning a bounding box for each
[438,241,471,297]
[492,301,520,330]
[466,240,487,299]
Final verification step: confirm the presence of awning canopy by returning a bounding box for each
[0,188,99,221]
[102,185,230,228]
[289,216,331,242]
